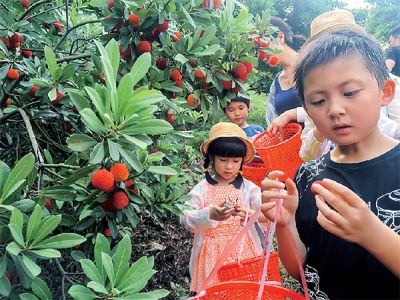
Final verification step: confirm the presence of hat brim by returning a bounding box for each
[200,135,255,164]
[304,23,366,48]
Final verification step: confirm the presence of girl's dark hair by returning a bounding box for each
[295,29,389,103]
[270,16,306,51]
[203,137,247,169]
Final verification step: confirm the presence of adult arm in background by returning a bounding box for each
[386,47,397,73]
[266,77,278,126]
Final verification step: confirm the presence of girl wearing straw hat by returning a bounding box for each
[180,122,265,293]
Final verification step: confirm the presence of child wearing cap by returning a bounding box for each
[222,97,264,138]
[261,10,400,300]
[180,122,265,293]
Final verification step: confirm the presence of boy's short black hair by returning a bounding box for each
[222,97,250,112]
[203,137,246,168]
[389,25,400,39]
[295,29,389,103]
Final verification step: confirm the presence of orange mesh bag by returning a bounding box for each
[241,162,269,187]
[253,124,303,181]
[217,252,281,283]
[196,281,305,299]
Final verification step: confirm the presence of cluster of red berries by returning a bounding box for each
[91,163,136,212]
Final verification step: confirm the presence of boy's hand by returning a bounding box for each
[260,170,299,227]
[311,179,378,246]
[210,202,235,221]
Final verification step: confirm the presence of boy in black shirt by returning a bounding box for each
[261,11,400,300]
[386,25,400,77]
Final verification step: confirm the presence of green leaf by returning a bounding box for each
[199,24,217,46]
[68,285,97,300]
[87,281,108,294]
[146,152,165,163]
[101,252,114,288]
[22,255,41,277]
[84,86,106,121]
[2,179,25,202]
[105,39,120,81]
[1,153,35,204]
[130,53,151,87]
[119,257,155,293]
[66,134,97,152]
[26,205,42,244]
[0,255,6,276]
[114,235,131,283]
[19,293,40,300]
[6,242,22,256]
[29,249,61,259]
[179,4,196,29]
[31,277,52,300]
[68,90,90,112]
[174,54,188,64]
[120,119,173,136]
[116,73,134,121]
[0,275,11,297]
[44,46,58,80]
[148,166,177,176]
[119,148,143,173]
[125,290,170,299]
[31,215,61,245]
[58,64,75,82]
[0,161,10,196]
[89,142,105,165]
[80,259,103,283]
[107,140,120,161]
[94,234,110,285]
[95,40,116,93]
[60,165,98,185]
[122,134,147,149]
[42,185,77,202]
[30,78,52,88]
[34,233,86,249]
[80,108,108,133]
[9,209,24,247]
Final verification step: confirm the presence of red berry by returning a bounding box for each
[128,14,140,28]
[98,71,105,84]
[181,164,188,169]
[103,228,111,237]
[149,148,159,154]
[136,40,152,55]
[172,31,181,42]
[170,69,182,81]
[22,0,30,8]
[7,69,20,80]
[21,50,32,58]
[258,50,268,61]
[110,163,129,182]
[268,55,279,67]
[91,169,115,192]
[213,0,221,9]
[194,69,206,81]
[165,175,172,180]
[243,62,253,74]
[108,0,114,10]
[111,191,129,210]
[0,37,9,47]
[156,20,169,32]
[166,113,174,123]
[156,57,168,70]
[119,44,132,61]
[52,92,64,106]
[233,63,248,81]
[200,30,205,38]
[29,85,39,97]
[54,20,63,32]
[73,244,81,250]
[9,33,23,48]
[4,99,11,105]
[125,180,135,188]
[45,198,52,210]
[221,79,232,90]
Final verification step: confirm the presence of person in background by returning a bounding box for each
[265,16,306,126]
[222,97,264,138]
[386,25,400,77]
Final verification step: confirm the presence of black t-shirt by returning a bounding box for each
[295,144,400,299]
[386,46,400,77]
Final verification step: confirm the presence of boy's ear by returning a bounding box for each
[381,79,396,106]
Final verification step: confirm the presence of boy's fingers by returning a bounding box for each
[285,178,298,196]
[322,179,364,208]
[315,195,344,227]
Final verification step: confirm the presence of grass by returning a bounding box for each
[247,91,268,128]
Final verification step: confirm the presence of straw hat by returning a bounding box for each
[200,122,255,163]
[305,9,366,46]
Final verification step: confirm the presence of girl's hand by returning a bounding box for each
[210,202,235,221]
[311,179,380,246]
[260,170,299,227]
[234,206,254,226]
[268,109,297,135]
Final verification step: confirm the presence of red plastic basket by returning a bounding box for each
[242,162,269,187]
[253,124,303,182]
[196,281,305,299]
[218,252,281,283]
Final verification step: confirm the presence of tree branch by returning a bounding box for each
[17,108,44,164]
[18,0,52,21]
[53,18,105,51]
[40,163,80,169]
[25,4,64,22]
[56,53,91,63]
